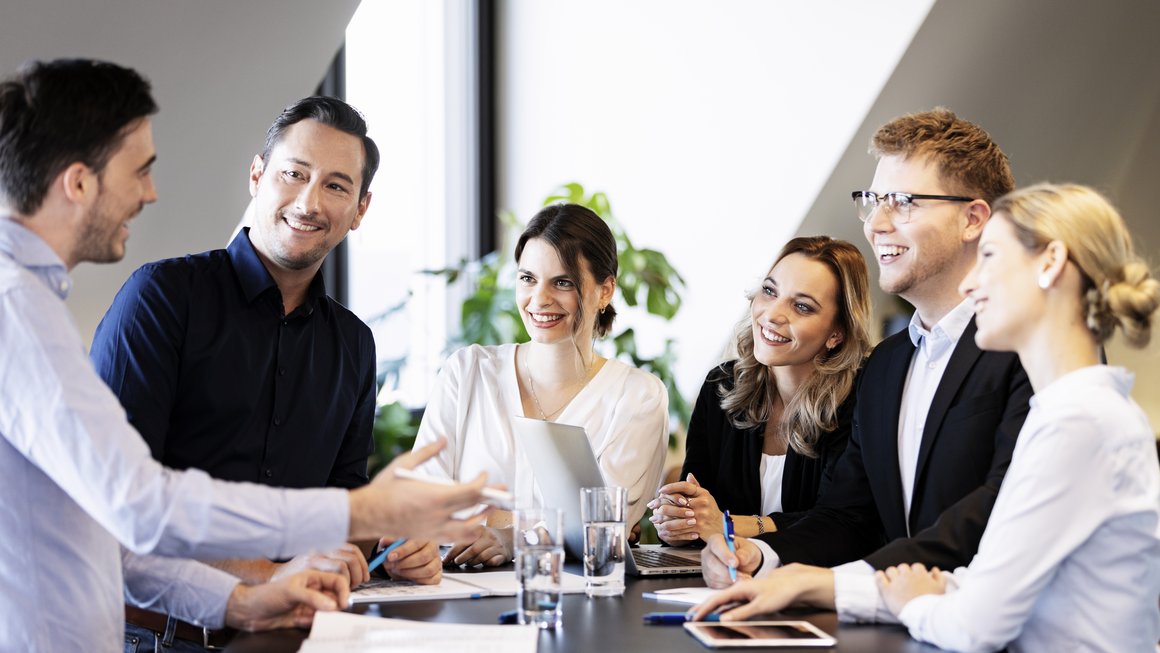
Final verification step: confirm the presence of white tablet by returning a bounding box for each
[683,621,836,648]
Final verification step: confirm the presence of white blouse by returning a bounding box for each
[897,366,1160,653]
[412,343,669,526]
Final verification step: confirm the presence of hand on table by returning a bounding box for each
[689,563,835,622]
[376,538,442,585]
[876,563,948,616]
[443,526,513,568]
[225,569,349,631]
[271,542,370,588]
[700,533,763,588]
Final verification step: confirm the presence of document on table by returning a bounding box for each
[641,586,720,605]
[299,612,537,653]
[351,570,587,603]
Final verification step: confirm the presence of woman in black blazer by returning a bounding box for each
[650,236,871,544]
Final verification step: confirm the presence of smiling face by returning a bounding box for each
[74,118,158,265]
[750,253,844,374]
[959,215,1043,353]
[515,237,613,346]
[863,154,982,310]
[247,119,370,275]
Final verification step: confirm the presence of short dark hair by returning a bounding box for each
[515,203,619,338]
[0,59,157,215]
[261,96,380,199]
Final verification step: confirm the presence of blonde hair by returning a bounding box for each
[719,237,872,458]
[993,183,1159,347]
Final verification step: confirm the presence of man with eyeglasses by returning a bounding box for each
[697,108,1033,624]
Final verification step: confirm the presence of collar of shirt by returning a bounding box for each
[1031,364,1133,411]
[906,298,975,359]
[0,217,72,298]
[228,227,326,317]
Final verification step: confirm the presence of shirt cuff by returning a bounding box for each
[832,560,897,624]
[750,539,781,578]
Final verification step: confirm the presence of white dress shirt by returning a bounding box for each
[0,219,349,652]
[412,343,668,526]
[759,453,786,515]
[897,366,1160,652]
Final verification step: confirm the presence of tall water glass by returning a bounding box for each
[513,508,565,629]
[579,486,627,597]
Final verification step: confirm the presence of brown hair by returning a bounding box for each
[515,203,618,338]
[719,236,872,457]
[871,107,1015,204]
[993,183,1158,347]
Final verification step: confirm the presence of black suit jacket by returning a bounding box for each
[679,362,853,530]
[759,318,1032,571]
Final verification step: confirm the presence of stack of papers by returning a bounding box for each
[351,570,587,604]
[300,612,538,653]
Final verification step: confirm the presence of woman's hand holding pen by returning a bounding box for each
[648,473,725,544]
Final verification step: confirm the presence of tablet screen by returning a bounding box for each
[684,621,835,648]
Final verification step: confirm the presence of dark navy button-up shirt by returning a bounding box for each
[91,228,375,490]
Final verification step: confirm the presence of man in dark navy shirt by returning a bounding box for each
[92,97,440,651]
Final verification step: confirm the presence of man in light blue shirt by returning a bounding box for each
[0,59,490,652]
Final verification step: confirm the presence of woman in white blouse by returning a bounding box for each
[694,183,1160,652]
[411,203,668,567]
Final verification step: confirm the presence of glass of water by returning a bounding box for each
[513,508,565,628]
[579,486,627,597]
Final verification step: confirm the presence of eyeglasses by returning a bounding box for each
[852,191,975,224]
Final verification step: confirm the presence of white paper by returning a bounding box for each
[641,586,720,605]
[301,612,538,653]
[350,570,587,603]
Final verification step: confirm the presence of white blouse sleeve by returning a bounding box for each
[895,414,1113,653]
[411,348,468,480]
[592,371,668,526]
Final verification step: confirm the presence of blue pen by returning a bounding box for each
[643,612,721,624]
[367,539,407,573]
[723,510,738,583]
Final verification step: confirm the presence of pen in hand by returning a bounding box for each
[367,538,407,574]
[722,510,738,583]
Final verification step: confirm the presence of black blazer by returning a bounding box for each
[759,318,1032,571]
[679,362,853,531]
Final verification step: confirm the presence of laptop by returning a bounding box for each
[511,416,702,576]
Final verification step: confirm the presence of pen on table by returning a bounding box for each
[498,609,519,625]
[643,612,721,625]
[367,538,407,574]
[393,467,514,506]
[723,510,738,583]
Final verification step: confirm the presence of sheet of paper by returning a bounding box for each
[351,570,587,603]
[641,586,719,605]
[444,570,588,595]
[301,612,537,653]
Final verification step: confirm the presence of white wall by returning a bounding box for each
[0,0,361,342]
[497,0,935,400]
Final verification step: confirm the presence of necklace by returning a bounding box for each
[524,346,596,421]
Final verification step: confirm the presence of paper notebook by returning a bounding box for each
[641,586,720,605]
[351,569,586,604]
[300,612,537,653]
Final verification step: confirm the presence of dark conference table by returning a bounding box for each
[226,566,940,652]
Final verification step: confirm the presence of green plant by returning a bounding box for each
[370,183,691,473]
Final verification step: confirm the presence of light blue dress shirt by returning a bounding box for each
[0,219,350,652]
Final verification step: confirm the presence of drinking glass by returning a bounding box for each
[512,508,565,628]
[579,486,627,597]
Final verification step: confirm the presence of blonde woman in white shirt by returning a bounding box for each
[692,183,1160,652]
[412,203,668,567]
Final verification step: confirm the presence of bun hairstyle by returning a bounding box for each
[993,183,1160,348]
[515,203,618,338]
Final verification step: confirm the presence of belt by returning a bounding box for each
[125,605,234,650]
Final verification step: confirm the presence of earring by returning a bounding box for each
[1038,273,1052,290]
[599,305,607,315]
